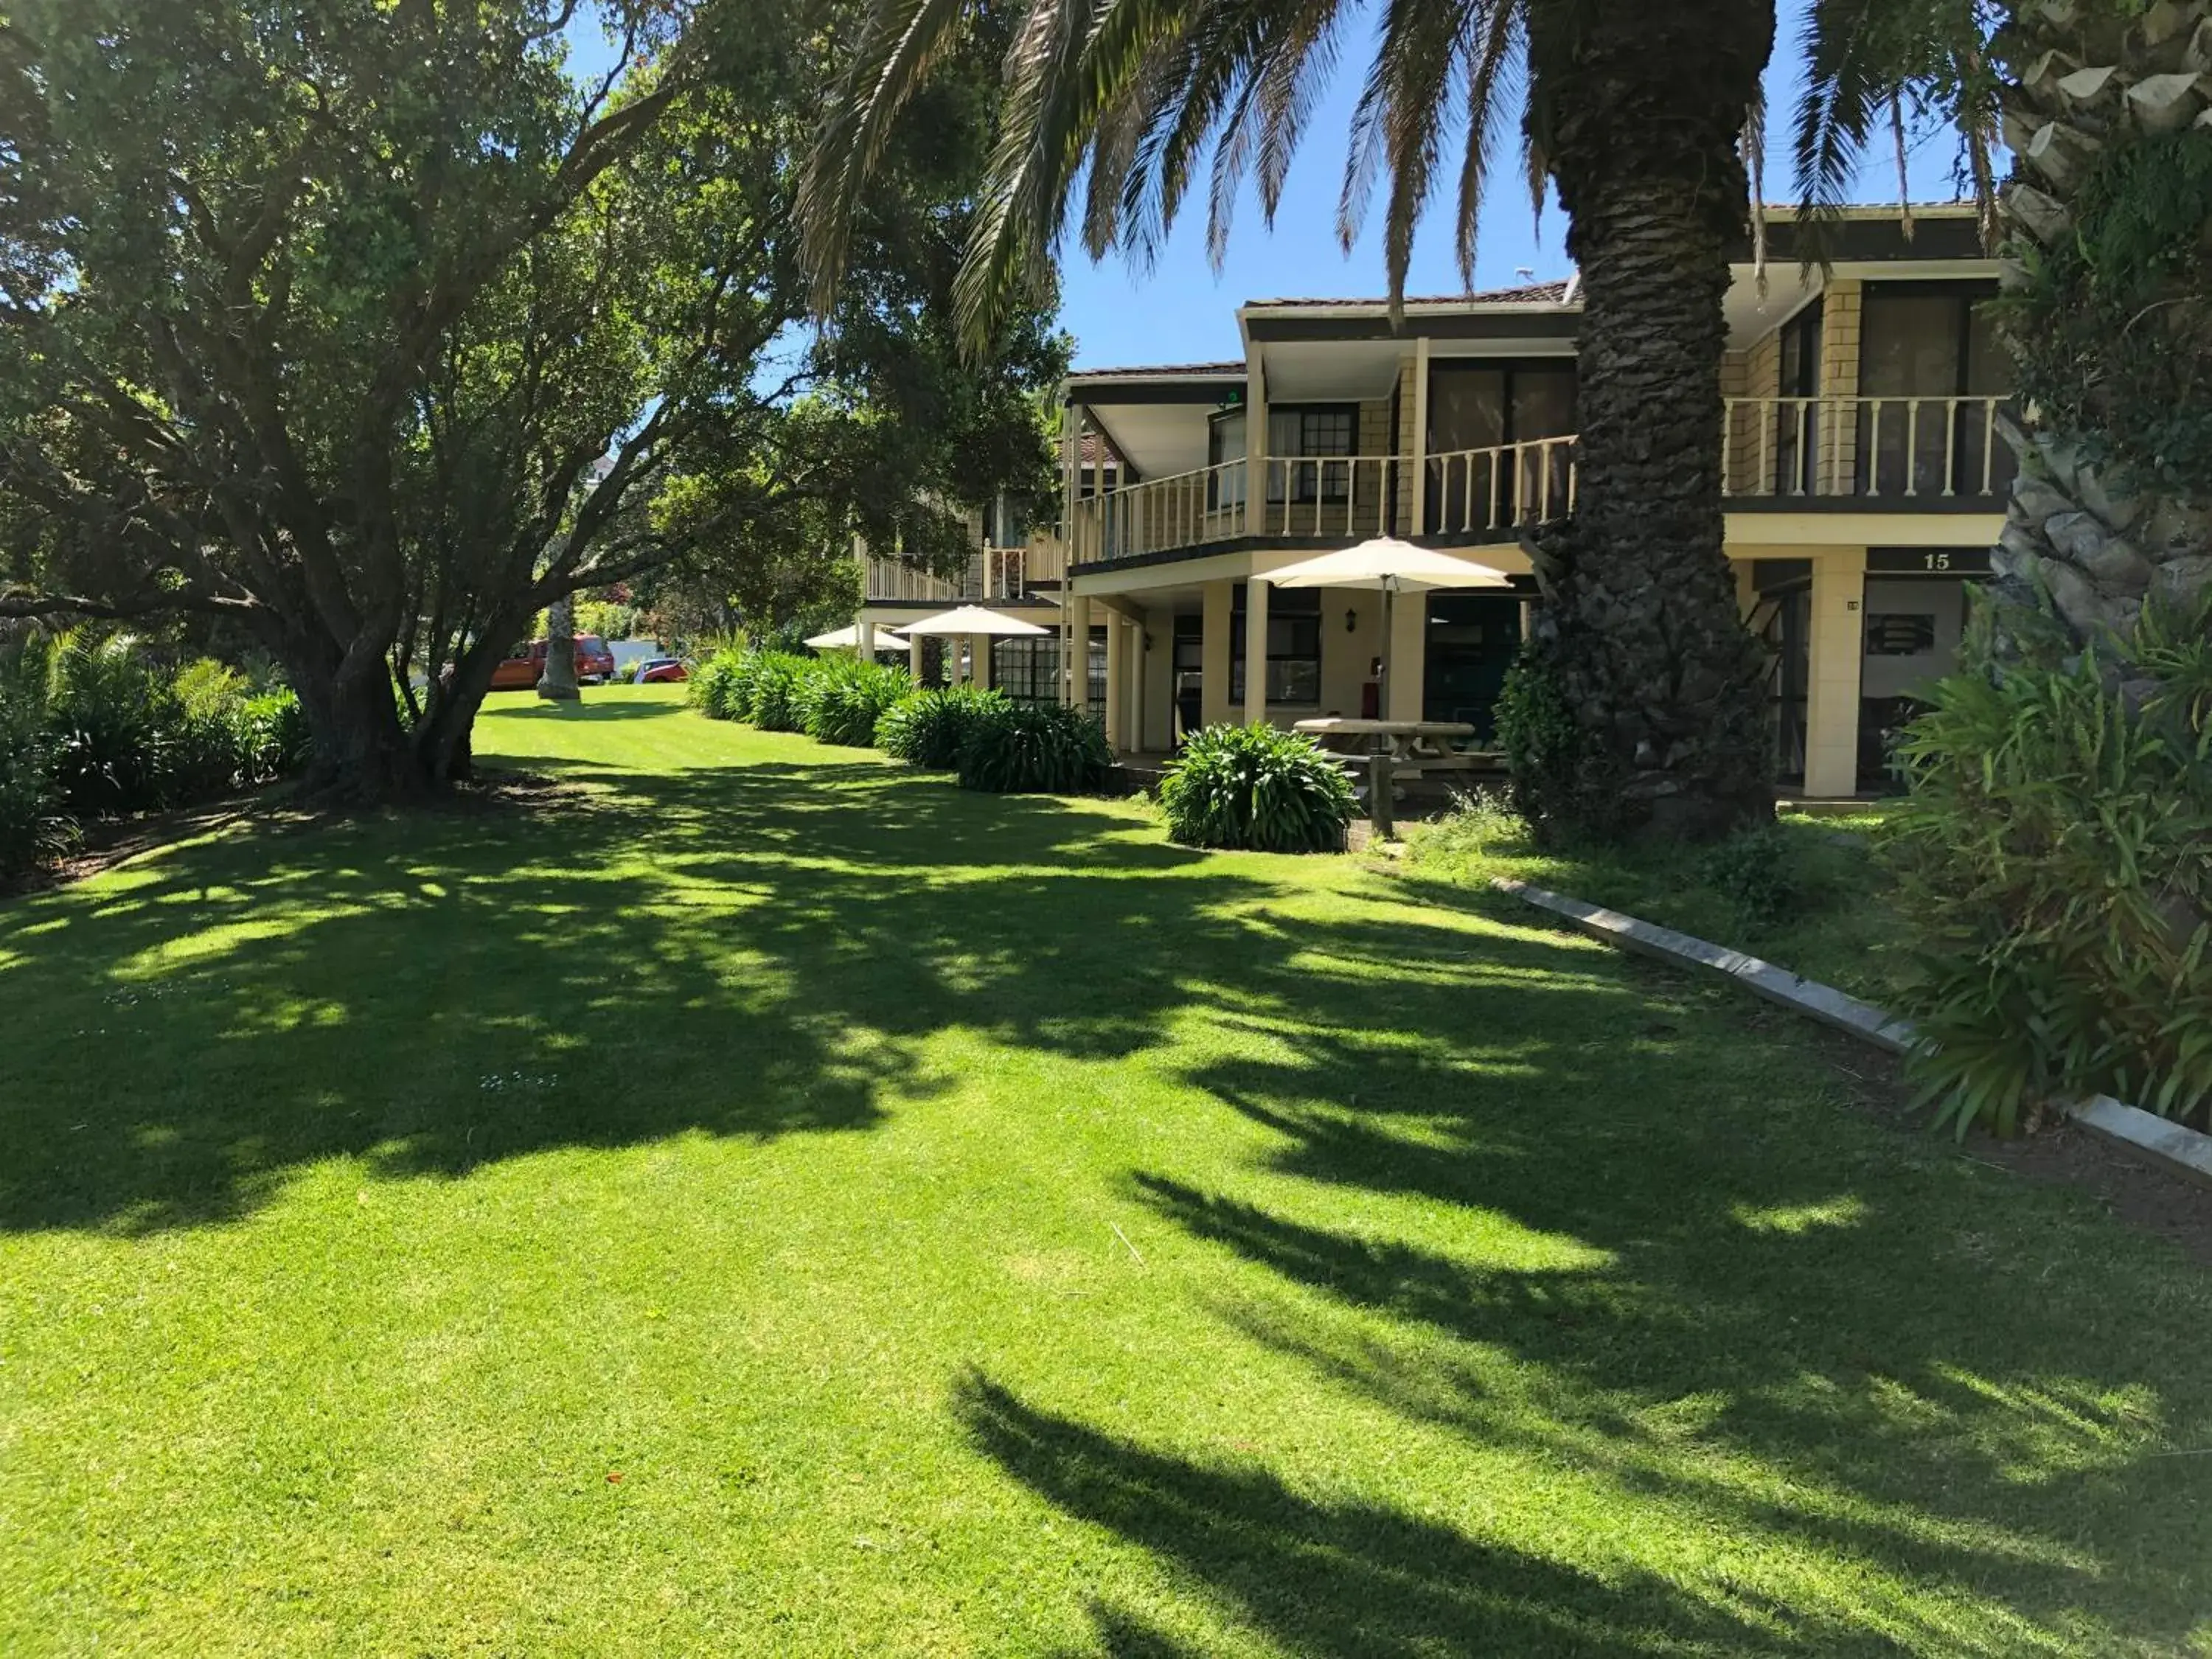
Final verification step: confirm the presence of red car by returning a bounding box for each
[487,635,619,691]
[633,657,689,684]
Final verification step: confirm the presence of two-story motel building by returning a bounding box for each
[855,204,2011,799]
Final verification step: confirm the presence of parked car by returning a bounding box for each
[486,635,619,692]
[633,657,689,684]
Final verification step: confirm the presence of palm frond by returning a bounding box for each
[797,0,975,313]
[1343,0,1469,317]
[1793,0,2003,265]
[1450,6,1525,291]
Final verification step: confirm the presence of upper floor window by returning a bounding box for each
[1207,409,1248,509]
[1267,405,1357,504]
[984,495,1031,547]
[1857,282,2012,496]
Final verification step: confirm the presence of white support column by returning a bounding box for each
[1242,576,1270,725]
[1200,580,1234,728]
[908,631,925,685]
[1126,619,1146,754]
[1410,335,1431,536]
[857,618,876,661]
[1065,593,1092,714]
[1804,548,1867,799]
[1388,588,1425,722]
[1102,615,1126,751]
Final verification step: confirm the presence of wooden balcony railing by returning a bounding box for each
[1066,440,1579,566]
[863,543,1067,605]
[1722,394,2017,501]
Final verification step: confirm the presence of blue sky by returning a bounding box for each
[568,1,1967,370]
[1056,0,1970,366]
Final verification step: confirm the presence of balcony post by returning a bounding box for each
[1410,336,1430,535]
[1242,576,1270,726]
[1244,347,1267,539]
[1803,548,1867,799]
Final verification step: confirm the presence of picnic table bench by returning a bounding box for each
[1292,719,1483,836]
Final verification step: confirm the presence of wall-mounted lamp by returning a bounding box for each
[1344,607,1358,634]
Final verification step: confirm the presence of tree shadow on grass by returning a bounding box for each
[1119,1006,2212,1651]
[957,1373,1880,1658]
[0,742,1638,1233]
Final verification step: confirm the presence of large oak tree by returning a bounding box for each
[0,0,1061,799]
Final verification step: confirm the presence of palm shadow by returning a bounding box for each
[959,1374,1890,1657]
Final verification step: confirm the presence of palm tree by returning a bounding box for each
[801,0,1778,842]
[1798,0,2212,655]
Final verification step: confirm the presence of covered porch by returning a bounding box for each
[1067,530,2001,801]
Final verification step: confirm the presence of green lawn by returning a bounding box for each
[1,686,2206,1656]
[1403,798,1905,1003]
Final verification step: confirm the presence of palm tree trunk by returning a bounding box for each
[538,593,581,702]
[1989,0,2212,654]
[1514,0,1776,841]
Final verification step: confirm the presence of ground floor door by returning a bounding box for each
[1422,593,1522,738]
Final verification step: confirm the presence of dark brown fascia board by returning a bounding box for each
[1064,377,1245,407]
[1742,213,1986,264]
[1245,309,1582,345]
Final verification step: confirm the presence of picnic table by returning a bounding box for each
[1292,719,1481,838]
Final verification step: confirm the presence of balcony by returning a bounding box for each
[1067,441,1577,567]
[1064,394,2014,569]
[1722,394,2017,501]
[863,541,1068,605]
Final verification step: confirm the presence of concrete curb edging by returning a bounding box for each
[1492,877,2212,1194]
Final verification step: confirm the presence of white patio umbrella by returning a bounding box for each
[1266,538,1511,718]
[894,605,1051,687]
[892,605,1051,637]
[802,622,911,653]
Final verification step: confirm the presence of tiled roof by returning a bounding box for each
[1247,279,1573,309]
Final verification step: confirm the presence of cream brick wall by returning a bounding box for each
[1817,281,1862,493]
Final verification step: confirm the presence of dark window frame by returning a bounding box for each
[1267,404,1360,505]
[990,635,1062,704]
[1229,585,1324,707]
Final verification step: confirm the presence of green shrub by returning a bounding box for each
[1886,601,2212,1135]
[1696,822,1804,928]
[0,699,74,878]
[238,689,311,782]
[877,686,1009,770]
[689,647,748,720]
[1158,723,1356,852]
[801,658,911,748]
[43,631,178,815]
[745,653,813,732]
[954,699,1110,794]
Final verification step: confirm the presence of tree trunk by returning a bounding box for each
[1988,0,2212,656]
[291,657,428,805]
[538,593,581,701]
[1512,0,1776,843]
